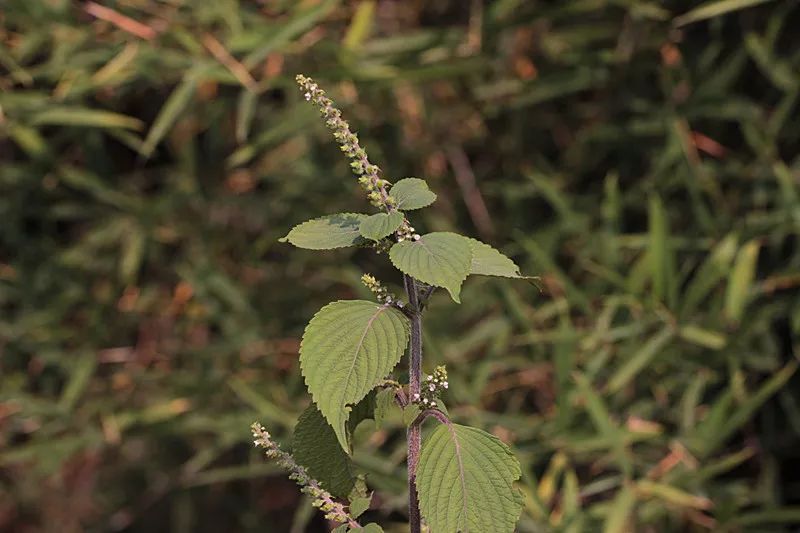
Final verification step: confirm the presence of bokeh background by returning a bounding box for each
[2,0,800,531]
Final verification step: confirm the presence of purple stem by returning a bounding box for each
[404,274,422,533]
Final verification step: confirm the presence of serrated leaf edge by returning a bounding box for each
[467,237,531,279]
[299,300,410,452]
[359,211,405,241]
[418,423,523,533]
[390,177,438,210]
[388,232,472,303]
[280,212,369,249]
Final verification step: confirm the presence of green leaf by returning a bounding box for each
[374,388,396,429]
[606,327,675,393]
[648,195,676,307]
[680,233,738,317]
[724,240,760,323]
[389,232,473,303]
[332,526,349,533]
[389,178,437,210]
[300,301,410,451]
[281,213,368,250]
[30,107,144,131]
[417,423,523,533]
[403,404,421,426]
[603,484,636,533]
[343,0,376,51]
[292,404,355,498]
[360,525,384,532]
[141,74,199,158]
[673,0,776,27]
[359,211,404,241]
[468,238,526,278]
[349,493,372,518]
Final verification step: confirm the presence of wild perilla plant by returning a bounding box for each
[251,75,533,533]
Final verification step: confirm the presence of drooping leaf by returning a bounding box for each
[300,301,410,451]
[374,387,396,429]
[292,404,355,498]
[468,238,526,278]
[359,211,404,241]
[389,232,472,302]
[331,526,349,533]
[281,213,368,250]
[389,178,437,210]
[417,423,523,533]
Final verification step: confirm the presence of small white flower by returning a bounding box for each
[304,92,311,101]
[412,393,420,400]
[427,375,433,381]
[429,384,435,391]
[443,382,449,389]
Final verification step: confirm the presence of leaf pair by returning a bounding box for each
[280,178,436,246]
[283,221,529,303]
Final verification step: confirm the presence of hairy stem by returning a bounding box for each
[404,274,423,533]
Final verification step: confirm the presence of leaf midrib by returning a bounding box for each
[446,424,469,531]
[341,304,386,420]
[416,235,460,284]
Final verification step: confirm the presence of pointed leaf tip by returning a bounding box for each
[282,213,369,249]
[300,300,410,451]
[468,238,530,279]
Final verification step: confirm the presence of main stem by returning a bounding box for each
[404,274,423,533]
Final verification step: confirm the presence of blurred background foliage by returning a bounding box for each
[1,0,800,531]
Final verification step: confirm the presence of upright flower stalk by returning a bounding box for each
[255,75,526,533]
[295,75,418,242]
[296,74,395,211]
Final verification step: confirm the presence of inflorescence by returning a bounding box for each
[296,75,420,243]
[361,273,398,305]
[411,365,449,409]
[251,423,358,527]
[296,74,395,212]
